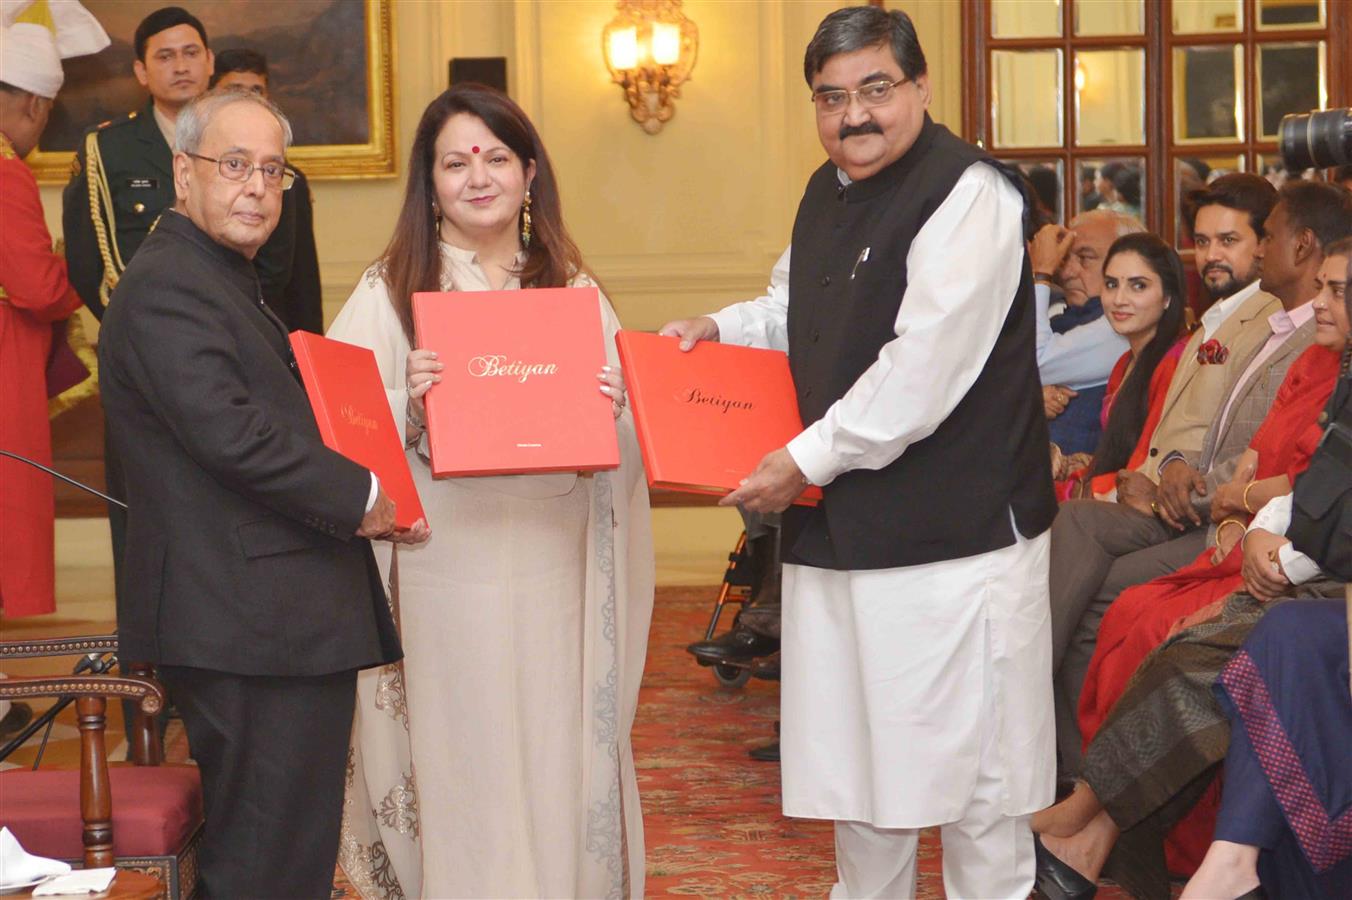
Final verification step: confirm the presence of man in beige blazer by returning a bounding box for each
[1049,178,1352,774]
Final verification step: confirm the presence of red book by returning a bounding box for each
[289,331,426,530]
[411,287,619,477]
[615,331,821,506]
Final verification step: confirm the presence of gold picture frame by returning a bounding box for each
[27,0,395,184]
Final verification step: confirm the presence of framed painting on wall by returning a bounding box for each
[26,0,395,183]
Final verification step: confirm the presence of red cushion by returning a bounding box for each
[0,765,202,859]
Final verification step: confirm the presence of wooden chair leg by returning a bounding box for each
[127,662,163,766]
[76,694,114,868]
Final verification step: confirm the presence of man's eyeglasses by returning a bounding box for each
[186,152,296,190]
[811,78,908,116]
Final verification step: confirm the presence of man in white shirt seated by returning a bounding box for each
[1031,209,1142,455]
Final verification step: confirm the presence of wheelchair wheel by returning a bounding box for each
[712,662,752,688]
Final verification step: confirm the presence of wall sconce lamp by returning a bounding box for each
[601,0,699,135]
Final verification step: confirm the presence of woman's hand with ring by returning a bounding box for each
[598,365,626,419]
[405,348,442,425]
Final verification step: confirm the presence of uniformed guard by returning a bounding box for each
[62,6,211,319]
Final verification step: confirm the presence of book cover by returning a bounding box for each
[289,331,426,530]
[411,287,620,477]
[616,330,821,506]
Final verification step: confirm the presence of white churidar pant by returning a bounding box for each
[781,528,1054,899]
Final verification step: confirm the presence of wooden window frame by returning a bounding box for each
[961,0,1348,246]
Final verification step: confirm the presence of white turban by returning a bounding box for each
[0,0,109,99]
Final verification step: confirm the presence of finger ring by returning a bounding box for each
[1150,501,1160,515]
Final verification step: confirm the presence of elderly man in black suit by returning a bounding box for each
[97,88,425,898]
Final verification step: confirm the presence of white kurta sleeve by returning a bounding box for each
[707,246,792,351]
[786,163,1027,487]
[1246,493,1324,585]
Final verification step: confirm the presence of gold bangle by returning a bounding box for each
[1216,517,1246,541]
[1242,480,1260,514]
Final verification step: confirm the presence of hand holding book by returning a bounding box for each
[719,446,812,514]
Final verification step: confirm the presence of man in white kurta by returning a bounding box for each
[661,7,1055,898]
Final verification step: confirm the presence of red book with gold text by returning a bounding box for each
[289,331,426,530]
[616,331,821,506]
[411,287,620,477]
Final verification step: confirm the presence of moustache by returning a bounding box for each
[839,122,884,140]
[1203,263,1233,276]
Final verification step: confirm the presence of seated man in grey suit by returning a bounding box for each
[1050,178,1352,775]
[98,89,426,898]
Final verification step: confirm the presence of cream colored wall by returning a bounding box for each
[40,0,963,585]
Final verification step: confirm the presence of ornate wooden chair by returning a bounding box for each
[0,636,201,898]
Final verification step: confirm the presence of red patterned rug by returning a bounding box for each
[161,584,1149,897]
[635,586,1146,899]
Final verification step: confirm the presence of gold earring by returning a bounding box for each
[432,201,442,233]
[521,190,532,249]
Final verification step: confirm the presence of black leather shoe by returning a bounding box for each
[748,740,780,762]
[1034,835,1097,900]
[687,625,779,664]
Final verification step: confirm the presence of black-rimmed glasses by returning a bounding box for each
[811,78,909,116]
[186,152,296,190]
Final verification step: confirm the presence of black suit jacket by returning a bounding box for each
[97,210,402,676]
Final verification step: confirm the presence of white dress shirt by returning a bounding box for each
[1198,279,1263,342]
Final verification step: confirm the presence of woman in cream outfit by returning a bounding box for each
[328,84,655,899]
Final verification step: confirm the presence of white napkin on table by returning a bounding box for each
[32,868,117,896]
[0,827,72,887]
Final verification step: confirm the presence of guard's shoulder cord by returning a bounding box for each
[84,130,126,307]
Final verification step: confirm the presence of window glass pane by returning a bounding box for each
[1258,42,1326,140]
[1172,0,1242,33]
[991,0,1062,38]
[1174,155,1245,249]
[1257,152,1306,185]
[1079,157,1144,221]
[1004,159,1066,224]
[1074,0,1143,35]
[991,49,1063,148]
[1258,0,1324,29]
[1172,45,1244,142]
[1075,48,1145,146]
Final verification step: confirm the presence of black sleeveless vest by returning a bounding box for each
[1288,370,1352,580]
[781,116,1057,570]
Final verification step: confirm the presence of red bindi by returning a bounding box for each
[471,145,480,154]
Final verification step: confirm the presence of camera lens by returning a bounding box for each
[1279,108,1352,171]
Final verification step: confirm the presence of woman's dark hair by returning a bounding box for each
[1087,233,1188,477]
[379,83,586,342]
[803,6,926,86]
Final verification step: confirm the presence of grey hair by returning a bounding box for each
[804,6,927,86]
[1070,207,1146,238]
[174,88,293,155]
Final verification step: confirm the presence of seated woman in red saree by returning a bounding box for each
[1053,233,1188,500]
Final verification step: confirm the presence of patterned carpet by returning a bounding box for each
[7,586,1154,898]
